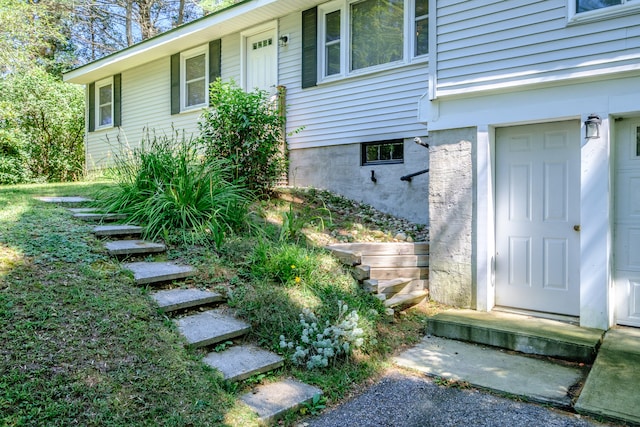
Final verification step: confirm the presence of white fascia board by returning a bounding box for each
[64,0,319,84]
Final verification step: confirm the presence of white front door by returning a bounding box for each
[495,121,581,316]
[614,118,640,327]
[245,29,277,93]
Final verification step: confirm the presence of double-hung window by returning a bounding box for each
[96,78,113,129]
[570,0,640,21]
[181,46,208,110]
[318,0,428,82]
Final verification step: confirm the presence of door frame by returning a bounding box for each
[475,115,612,330]
[240,21,278,91]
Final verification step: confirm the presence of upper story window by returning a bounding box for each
[96,78,113,129]
[318,0,427,81]
[181,46,208,110]
[570,0,640,22]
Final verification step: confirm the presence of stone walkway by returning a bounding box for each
[38,196,322,424]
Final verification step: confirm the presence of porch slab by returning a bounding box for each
[121,261,195,285]
[394,335,585,407]
[427,309,604,363]
[240,379,322,424]
[576,327,640,425]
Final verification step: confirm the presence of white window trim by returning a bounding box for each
[567,0,640,24]
[318,0,428,84]
[95,77,113,130]
[180,45,208,112]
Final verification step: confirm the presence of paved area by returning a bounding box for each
[394,335,585,407]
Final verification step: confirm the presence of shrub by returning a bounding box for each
[198,79,286,196]
[0,129,30,184]
[250,242,319,286]
[95,130,252,247]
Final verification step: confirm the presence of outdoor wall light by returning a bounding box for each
[584,113,601,139]
[279,35,289,47]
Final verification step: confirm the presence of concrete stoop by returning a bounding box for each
[105,239,166,256]
[427,309,604,363]
[152,288,224,312]
[176,310,252,348]
[93,224,143,237]
[326,242,429,315]
[203,344,284,382]
[122,261,195,285]
[240,379,322,424]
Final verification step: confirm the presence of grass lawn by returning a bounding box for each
[0,181,438,426]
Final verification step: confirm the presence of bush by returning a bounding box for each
[198,79,287,196]
[95,130,252,247]
[0,129,30,184]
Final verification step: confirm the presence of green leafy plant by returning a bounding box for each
[95,130,252,247]
[214,340,234,352]
[199,79,287,196]
[250,242,318,286]
[301,394,326,416]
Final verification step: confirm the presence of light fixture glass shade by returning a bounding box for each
[585,114,601,139]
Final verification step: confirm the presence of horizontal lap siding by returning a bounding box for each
[436,0,640,94]
[280,12,429,150]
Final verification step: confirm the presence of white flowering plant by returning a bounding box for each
[279,301,365,370]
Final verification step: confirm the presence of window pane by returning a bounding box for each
[351,0,404,71]
[326,11,341,42]
[366,145,379,162]
[326,44,341,75]
[99,105,112,126]
[577,0,622,12]
[391,143,403,159]
[415,18,428,56]
[186,54,205,80]
[380,143,392,160]
[187,80,206,106]
[99,84,112,104]
[415,0,428,16]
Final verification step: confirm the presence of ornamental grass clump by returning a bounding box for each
[280,301,365,370]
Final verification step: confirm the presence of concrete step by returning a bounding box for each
[327,242,429,255]
[105,240,166,256]
[240,379,322,424]
[384,290,428,309]
[122,261,195,285]
[74,212,127,222]
[176,310,251,348]
[575,327,640,425]
[93,224,144,237]
[36,196,93,203]
[202,344,284,382]
[370,267,428,280]
[427,309,604,363]
[68,207,99,213]
[361,254,429,268]
[151,288,224,312]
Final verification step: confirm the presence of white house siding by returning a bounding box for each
[434,0,640,96]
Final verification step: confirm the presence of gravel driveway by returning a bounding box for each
[303,369,612,427]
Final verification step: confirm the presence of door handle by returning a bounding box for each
[573,225,581,232]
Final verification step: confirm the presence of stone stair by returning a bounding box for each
[326,242,429,315]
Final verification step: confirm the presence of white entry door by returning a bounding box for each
[614,118,640,327]
[245,29,277,93]
[495,121,581,316]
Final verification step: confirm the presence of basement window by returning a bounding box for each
[361,139,404,165]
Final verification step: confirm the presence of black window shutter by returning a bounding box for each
[209,39,221,84]
[88,82,95,132]
[170,53,180,115]
[113,73,122,127]
[301,7,318,89]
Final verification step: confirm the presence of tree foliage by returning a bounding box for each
[199,80,287,196]
[0,68,85,183]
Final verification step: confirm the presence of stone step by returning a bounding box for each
[176,310,251,348]
[240,379,322,424]
[370,267,428,280]
[327,247,361,266]
[93,224,144,237]
[105,240,166,256]
[361,254,429,268]
[327,242,429,255]
[36,196,93,203]
[122,261,195,285]
[68,207,99,213]
[427,309,604,363]
[351,265,370,281]
[202,344,284,382]
[151,288,224,312]
[74,212,127,222]
[384,290,428,309]
[377,278,427,296]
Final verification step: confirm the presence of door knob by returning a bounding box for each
[573,225,581,232]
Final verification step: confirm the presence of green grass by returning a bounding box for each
[0,181,434,426]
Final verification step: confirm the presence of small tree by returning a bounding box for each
[198,79,287,196]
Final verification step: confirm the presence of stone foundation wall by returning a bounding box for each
[288,138,429,225]
[428,128,475,307]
